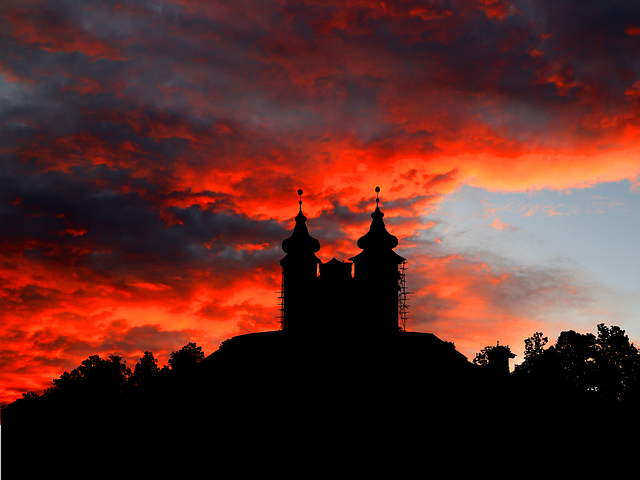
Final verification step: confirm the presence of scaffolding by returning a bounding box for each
[398,261,411,332]
[277,266,285,330]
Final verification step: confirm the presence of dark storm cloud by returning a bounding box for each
[423,168,458,191]
[0,164,288,294]
[0,284,64,315]
[2,0,637,280]
[3,0,640,177]
[196,299,276,331]
[25,322,195,359]
[99,323,195,355]
[351,192,439,216]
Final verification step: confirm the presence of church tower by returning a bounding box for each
[279,190,321,333]
[349,187,405,334]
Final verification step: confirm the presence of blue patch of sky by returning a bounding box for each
[431,179,640,336]
[434,180,639,288]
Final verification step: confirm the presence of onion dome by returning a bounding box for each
[356,186,399,251]
[282,189,320,254]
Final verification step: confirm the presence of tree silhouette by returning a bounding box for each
[524,332,548,361]
[473,346,492,368]
[43,354,131,401]
[168,342,204,374]
[514,324,640,404]
[514,332,549,376]
[129,351,160,388]
[592,324,639,401]
[553,330,596,392]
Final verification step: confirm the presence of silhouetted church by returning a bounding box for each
[189,188,496,459]
[202,188,477,383]
[279,188,405,335]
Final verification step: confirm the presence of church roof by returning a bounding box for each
[350,187,405,263]
[356,189,399,251]
[281,190,321,256]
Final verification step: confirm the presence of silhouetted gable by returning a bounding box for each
[320,258,353,279]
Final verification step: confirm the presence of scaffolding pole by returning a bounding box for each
[277,266,285,330]
[398,261,411,332]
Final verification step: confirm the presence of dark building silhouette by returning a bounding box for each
[278,190,322,333]
[279,187,405,334]
[487,342,516,375]
[349,190,405,334]
[199,187,478,423]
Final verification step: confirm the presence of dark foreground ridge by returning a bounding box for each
[5,329,637,476]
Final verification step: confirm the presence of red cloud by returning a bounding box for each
[624,26,640,36]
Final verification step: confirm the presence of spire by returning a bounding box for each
[282,189,320,254]
[357,187,398,251]
[297,188,303,216]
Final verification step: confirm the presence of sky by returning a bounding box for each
[1,0,640,405]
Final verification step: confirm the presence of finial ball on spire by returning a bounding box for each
[297,189,303,196]
[375,186,380,193]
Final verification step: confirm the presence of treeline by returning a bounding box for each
[3,328,638,474]
[474,323,640,404]
[1,341,206,422]
[7,324,640,433]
